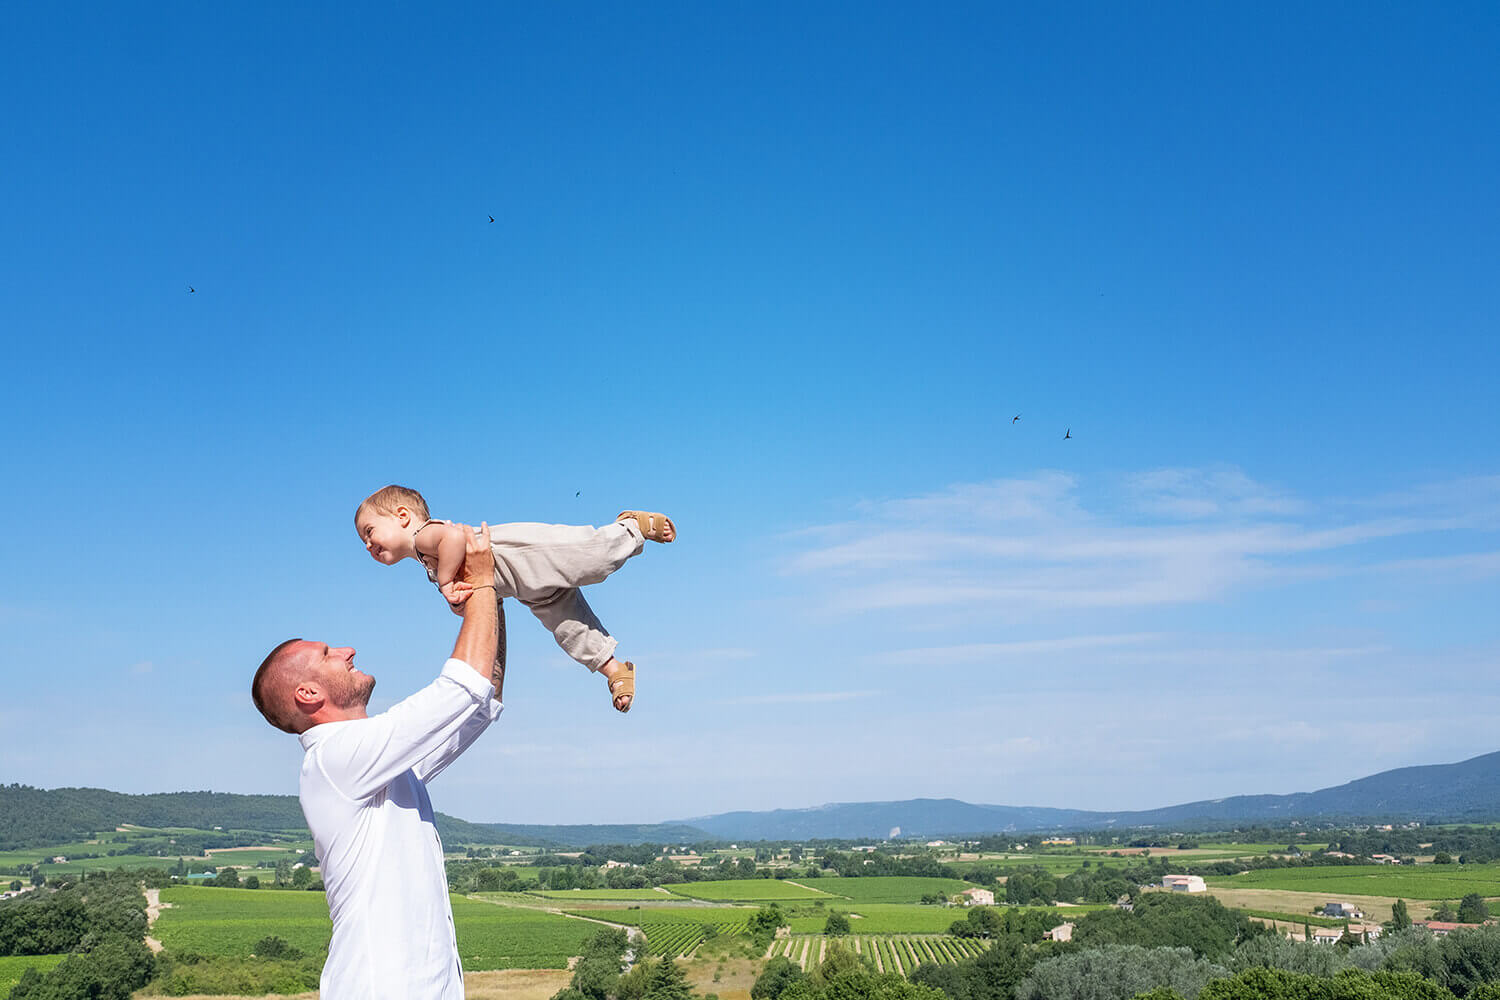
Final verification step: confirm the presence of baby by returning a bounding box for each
[355,485,675,712]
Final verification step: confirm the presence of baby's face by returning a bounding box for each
[355,508,413,565]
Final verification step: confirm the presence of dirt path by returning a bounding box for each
[143,887,171,953]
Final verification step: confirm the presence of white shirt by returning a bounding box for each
[298,658,502,1000]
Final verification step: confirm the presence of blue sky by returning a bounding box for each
[2,3,1497,826]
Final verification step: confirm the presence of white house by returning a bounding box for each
[1161,875,1206,893]
[1044,922,1074,942]
[961,887,995,906]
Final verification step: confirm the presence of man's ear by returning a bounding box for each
[293,681,323,715]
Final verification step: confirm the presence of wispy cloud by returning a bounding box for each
[876,633,1166,665]
[784,467,1500,618]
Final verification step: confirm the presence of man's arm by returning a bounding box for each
[451,522,501,696]
[412,526,506,783]
[414,601,506,784]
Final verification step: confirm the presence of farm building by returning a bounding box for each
[1311,927,1344,945]
[1044,922,1074,942]
[1161,875,1206,893]
[1322,902,1364,918]
[1370,854,1400,864]
[1416,921,1486,937]
[961,887,995,906]
[1042,837,1076,846]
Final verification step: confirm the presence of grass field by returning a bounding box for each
[533,888,674,900]
[783,903,972,934]
[153,887,335,958]
[1203,886,1423,924]
[801,877,980,903]
[0,954,66,995]
[451,896,603,969]
[666,880,836,902]
[0,828,312,876]
[201,847,311,866]
[1210,863,1500,899]
[153,885,600,969]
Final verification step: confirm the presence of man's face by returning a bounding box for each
[299,641,376,709]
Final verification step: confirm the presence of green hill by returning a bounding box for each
[0,785,707,849]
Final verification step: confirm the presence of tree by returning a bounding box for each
[1391,899,1411,930]
[825,913,850,936]
[1016,944,1227,1000]
[753,957,806,1000]
[1459,893,1490,924]
[749,905,787,948]
[1435,852,1455,865]
[8,880,19,892]
[645,955,694,1000]
[253,935,303,960]
[274,859,293,886]
[1436,901,1459,922]
[243,874,260,889]
[291,865,313,889]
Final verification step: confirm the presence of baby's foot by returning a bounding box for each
[600,659,635,712]
[617,511,676,543]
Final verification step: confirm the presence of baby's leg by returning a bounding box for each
[523,587,635,711]
[488,521,645,597]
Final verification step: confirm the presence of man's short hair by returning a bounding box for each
[356,485,430,526]
[252,638,306,734]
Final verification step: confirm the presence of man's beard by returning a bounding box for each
[330,671,376,709]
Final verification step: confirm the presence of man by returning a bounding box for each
[251,522,504,999]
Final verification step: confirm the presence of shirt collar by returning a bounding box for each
[299,719,355,750]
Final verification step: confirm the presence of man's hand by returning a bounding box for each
[462,522,495,588]
[440,580,473,608]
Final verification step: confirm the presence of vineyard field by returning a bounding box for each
[566,907,751,957]
[0,955,66,996]
[766,935,989,974]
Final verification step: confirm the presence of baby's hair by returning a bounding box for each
[356,484,431,525]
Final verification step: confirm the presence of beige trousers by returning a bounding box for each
[477,519,645,671]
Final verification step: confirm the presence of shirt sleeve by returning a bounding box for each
[414,691,503,784]
[316,659,498,800]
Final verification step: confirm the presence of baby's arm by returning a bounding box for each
[415,522,475,597]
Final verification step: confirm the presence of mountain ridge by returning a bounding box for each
[674,750,1500,839]
[6,749,1497,846]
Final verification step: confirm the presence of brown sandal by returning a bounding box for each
[617,510,676,543]
[606,661,635,712]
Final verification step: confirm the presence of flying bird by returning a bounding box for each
[1064,428,1071,440]
[489,215,495,223]
[576,491,581,497]
[188,287,195,293]
[1012,414,1020,424]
